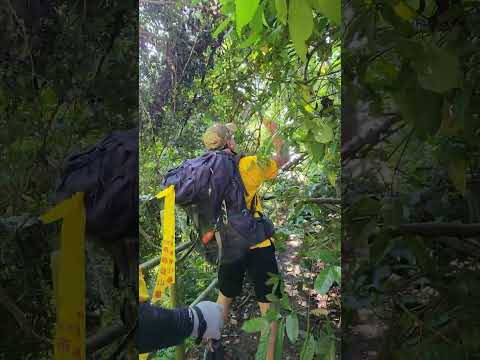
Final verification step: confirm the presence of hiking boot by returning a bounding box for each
[203,339,225,360]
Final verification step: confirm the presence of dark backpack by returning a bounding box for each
[163,151,274,264]
[54,129,139,288]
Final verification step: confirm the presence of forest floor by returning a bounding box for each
[186,234,341,360]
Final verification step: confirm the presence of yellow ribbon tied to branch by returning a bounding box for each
[138,185,176,360]
[151,184,176,303]
[40,193,86,360]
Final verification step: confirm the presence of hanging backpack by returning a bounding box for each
[162,151,275,265]
[54,129,139,287]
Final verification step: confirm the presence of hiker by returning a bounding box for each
[137,271,225,353]
[54,129,225,355]
[201,119,290,359]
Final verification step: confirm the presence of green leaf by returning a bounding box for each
[310,0,340,25]
[40,87,58,113]
[213,18,231,38]
[327,171,336,187]
[316,330,336,359]
[286,313,299,343]
[274,319,286,360]
[300,335,317,360]
[314,268,334,294]
[250,5,264,33]
[332,266,341,285]
[255,325,271,360]
[265,308,281,322]
[266,293,279,303]
[280,295,292,310]
[220,0,235,15]
[316,335,331,355]
[288,0,313,62]
[448,159,466,195]
[238,32,261,48]
[242,317,268,333]
[314,122,333,143]
[311,249,338,265]
[236,0,260,35]
[275,0,288,25]
[393,1,416,20]
[305,141,326,162]
[394,67,443,138]
[413,44,460,93]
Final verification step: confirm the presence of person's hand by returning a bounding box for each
[190,301,224,340]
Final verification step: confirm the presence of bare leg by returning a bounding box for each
[258,302,278,360]
[217,291,234,322]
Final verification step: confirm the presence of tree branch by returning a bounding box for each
[399,223,480,237]
[303,197,341,204]
[342,115,402,163]
[281,153,307,172]
[0,286,52,344]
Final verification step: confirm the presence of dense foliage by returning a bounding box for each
[1,1,137,358]
[343,0,480,358]
[139,0,341,358]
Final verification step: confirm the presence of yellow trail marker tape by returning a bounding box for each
[151,185,176,304]
[41,193,86,360]
[138,185,176,358]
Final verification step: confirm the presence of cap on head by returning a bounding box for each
[202,122,237,150]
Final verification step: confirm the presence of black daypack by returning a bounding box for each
[54,129,139,287]
[163,151,275,264]
[55,129,139,241]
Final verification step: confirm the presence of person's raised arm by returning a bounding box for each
[263,118,290,168]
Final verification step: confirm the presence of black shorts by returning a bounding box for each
[218,242,282,303]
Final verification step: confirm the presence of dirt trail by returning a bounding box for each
[186,234,340,359]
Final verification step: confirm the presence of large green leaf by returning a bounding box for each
[316,335,335,358]
[310,0,340,25]
[314,268,334,294]
[286,312,299,343]
[288,0,313,62]
[413,44,461,93]
[236,0,260,34]
[250,5,264,33]
[301,335,317,360]
[394,68,443,138]
[275,0,288,25]
[314,122,333,143]
[305,141,326,161]
[242,317,268,333]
